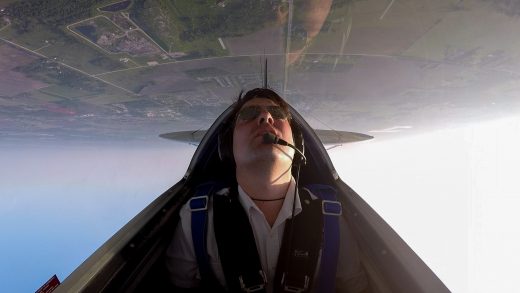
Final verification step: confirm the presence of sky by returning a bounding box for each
[0,142,195,292]
[328,116,520,293]
[1,117,519,292]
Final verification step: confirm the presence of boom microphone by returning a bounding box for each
[262,133,307,164]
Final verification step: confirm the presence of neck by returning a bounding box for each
[236,163,292,200]
[236,162,292,226]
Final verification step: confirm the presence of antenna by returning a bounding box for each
[263,57,268,88]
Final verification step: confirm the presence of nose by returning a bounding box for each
[256,108,274,125]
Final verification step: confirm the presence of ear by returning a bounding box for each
[291,124,305,165]
[218,125,234,163]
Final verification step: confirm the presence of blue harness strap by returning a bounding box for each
[190,182,342,292]
[305,184,342,293]
[189,182,219,286]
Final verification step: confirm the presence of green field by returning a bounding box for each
[70,15,168,65]
[129,0,282,59]
[38,39,130,74]
[30,79,139,106]
[100,66,156,93]
[39,84,99,99]
[0,21,61,50]
[1,0,138,74]
[0,17,9,28]
[403,4,520,64]
[84,93,140,105]
[0,17,133,75]
[30,90,67,103]
[71,16,124,43]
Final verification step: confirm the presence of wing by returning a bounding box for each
[159,129,373,145]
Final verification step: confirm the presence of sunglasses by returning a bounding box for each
[236,105,290,122]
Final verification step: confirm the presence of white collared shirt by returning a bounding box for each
[236,180,302,292]
[166,179,366,292]
[166,178,300,292]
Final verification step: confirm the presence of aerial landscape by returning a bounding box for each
[2,0,520,292]
[2,0,519,145]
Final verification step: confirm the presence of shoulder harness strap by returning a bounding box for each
[274,187,322,293]
[308,184,342,293]
[213,186,267,293]
[274,184,342,293]
[189,182,222,289]
[190,183,342,293]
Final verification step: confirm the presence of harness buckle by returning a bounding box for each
[281,273,310,293]
[189,195,209,212]
[322,200,342,216]
[239,270,267,293]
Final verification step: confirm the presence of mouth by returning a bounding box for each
[255,127,277,138]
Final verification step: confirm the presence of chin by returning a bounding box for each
[237,145,294,165]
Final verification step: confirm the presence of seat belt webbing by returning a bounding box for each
[274,189,323,293]
[214,187,267,293]
[190,183,342,293]
[190,182,221,288]
[309,184,341,293]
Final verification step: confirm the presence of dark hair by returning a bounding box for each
[218,88,300,165]
[229,88,292,127]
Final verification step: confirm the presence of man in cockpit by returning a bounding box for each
[166,88,368,292]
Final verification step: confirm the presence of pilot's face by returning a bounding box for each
[232,98,294,167]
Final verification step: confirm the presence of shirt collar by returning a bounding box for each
[237,177,302,228]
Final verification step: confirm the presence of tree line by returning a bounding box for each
[7,0,105,27]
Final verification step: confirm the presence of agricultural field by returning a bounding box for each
[0,15,10,28]
[38,84,100,99]
[72,16,120,44]
[0,17,131,74]
[129,0,182,54]
[108,12,135,30]
[100,66,157,93]
[0,0,140,74]
[70,15,167,65]
[29,90,68,103]
[403,3,520,70]
[129,0,275,59]
[0,20,62,50]
[289,54,358,73]
[0,43,49,97]
[72,16,127,53]
[98,0,132,12]
[83,93,140,105]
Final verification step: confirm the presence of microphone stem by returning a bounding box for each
[263,133,306,164]
[286,144,306,165]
